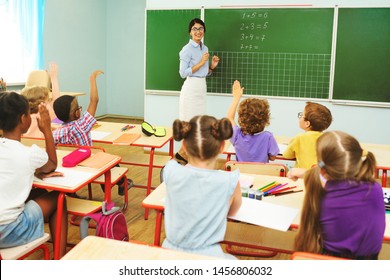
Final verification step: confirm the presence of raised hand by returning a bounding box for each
[37,102,51,133]
[232,80,244,99]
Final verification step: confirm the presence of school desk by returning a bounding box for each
[33,149,121,260]
[61,236,218,260]
[142,174,304,247]
[90,121,174,219]
[142,175,390,253]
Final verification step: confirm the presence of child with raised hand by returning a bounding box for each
[227,80,279,162]
[52,70,103,146]
[52,70,132,196]
[283,101,332,169]
[0,92,68,258]
[295,131,385,259]
[21,62,60,138]
[162,115,242,259]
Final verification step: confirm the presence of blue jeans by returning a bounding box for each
[0,200,44,248]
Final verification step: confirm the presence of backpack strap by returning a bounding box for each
[80,215,93,240]
[102,201,120,215]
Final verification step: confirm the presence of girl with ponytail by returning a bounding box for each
[162,115,242,259]
[294,131,385,259]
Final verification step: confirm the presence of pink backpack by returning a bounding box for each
[80,202,129,241]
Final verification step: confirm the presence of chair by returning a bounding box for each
[0,233,50,260]
[56,144,129,211]
[225,161,288,177]
[376,166,389,188]
[25,70,51,89]
[291,251,347,260]
[224,161,288,258]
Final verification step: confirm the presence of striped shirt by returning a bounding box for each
[52,111,96,146]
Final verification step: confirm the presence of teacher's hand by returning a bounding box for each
[210,55,220,69]
[201,52,210,64]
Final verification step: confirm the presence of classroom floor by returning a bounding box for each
[23,116,389,260]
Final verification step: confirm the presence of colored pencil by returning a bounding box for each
[264,182,288,195]
[269,186,297,195]
[274,190,303,196]
[258,181,276,191]
[261,183,280,193]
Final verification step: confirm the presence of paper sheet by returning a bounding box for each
[277,143,288,155]
[34,167,94,189]
[91,131,111,141]
[228,197,299,232]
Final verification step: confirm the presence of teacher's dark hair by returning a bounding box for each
[188,18,206,33]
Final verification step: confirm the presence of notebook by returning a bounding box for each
[112,133,141,145]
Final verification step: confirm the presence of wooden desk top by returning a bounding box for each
[91,121,173,148]
[143,174,390,240]
[33,150,121,193]
[61,236,218,260]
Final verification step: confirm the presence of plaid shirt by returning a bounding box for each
[53,111,97,146]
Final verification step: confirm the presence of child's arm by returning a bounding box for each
[35,103,57,174]
[228,182,242,216]
[227,80,244,126]
[87,70,104,117]
[49,62,60,102]
[287,168,307,181]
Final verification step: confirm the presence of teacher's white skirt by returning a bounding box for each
[179,77,207,121]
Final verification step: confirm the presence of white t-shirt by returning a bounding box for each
[0,138,48,225]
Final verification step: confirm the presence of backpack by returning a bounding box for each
[80,201,129,241]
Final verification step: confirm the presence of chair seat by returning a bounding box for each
[0,233,50,260]
[67,197,102,216]
[92,167,128,184]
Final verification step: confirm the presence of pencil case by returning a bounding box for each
[141,121,166,137]
[62,148,91,167]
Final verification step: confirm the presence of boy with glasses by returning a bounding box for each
[283,102,332,169]
[52,70,133,196]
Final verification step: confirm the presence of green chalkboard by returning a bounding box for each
[205,8,334,97]
[145,9,200,91]
[333,8,390,103]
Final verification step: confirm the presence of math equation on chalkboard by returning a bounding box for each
[239,11,269,51]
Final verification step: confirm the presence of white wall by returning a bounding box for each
[145,0,390,145]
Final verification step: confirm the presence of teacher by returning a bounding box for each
[175,18,220,164]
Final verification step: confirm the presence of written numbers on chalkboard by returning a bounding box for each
[204,8,334,98]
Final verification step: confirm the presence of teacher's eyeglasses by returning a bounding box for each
[297,112,303,119]
[191,27,204,32]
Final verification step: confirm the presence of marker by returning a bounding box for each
[248,188,255,199]
[255,190,263,200]
[121,125,130,131]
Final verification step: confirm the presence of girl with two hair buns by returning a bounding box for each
[162,115,242,259]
